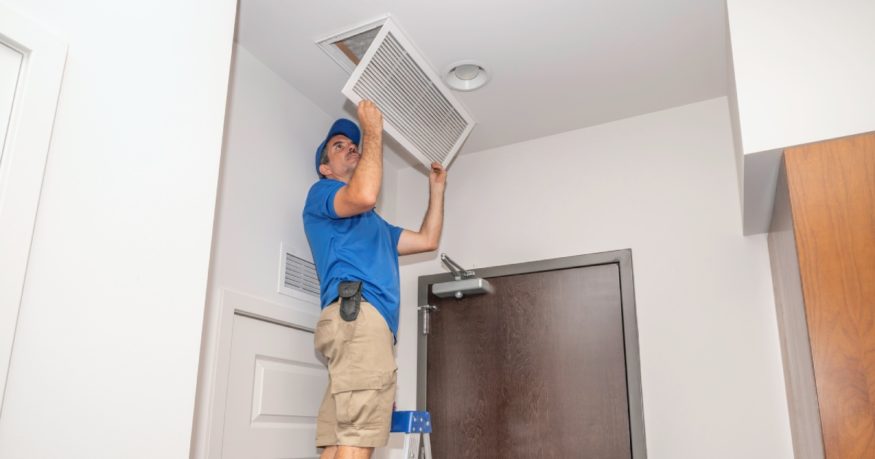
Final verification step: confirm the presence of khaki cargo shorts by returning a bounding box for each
[315,301,397,448]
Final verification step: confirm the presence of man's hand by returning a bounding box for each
[357,100,383,135]
[429,162,447,191]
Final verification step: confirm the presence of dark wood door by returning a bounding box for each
[426,263,632,459]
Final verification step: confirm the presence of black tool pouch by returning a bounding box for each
[338,280,363,322]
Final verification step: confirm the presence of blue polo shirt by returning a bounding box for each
[303,179,404,335]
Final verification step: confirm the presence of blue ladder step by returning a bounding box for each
[391,410,432,434]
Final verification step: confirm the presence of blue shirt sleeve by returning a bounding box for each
[389,224,404,248]
[308,180,344,219]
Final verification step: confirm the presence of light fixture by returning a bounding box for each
[444,60,490,92]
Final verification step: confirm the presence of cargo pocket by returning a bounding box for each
[314,318,335,360]
[332,369,396,426]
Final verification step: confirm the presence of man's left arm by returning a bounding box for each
[397,162,446,255]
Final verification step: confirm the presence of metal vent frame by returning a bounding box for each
[277,242,320,305]
[341,17,476,169]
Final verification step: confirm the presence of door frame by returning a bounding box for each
[0,4,66,415]
[416,249,647,458]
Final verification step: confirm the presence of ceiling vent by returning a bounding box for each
[277,243,320,304]
[339,18,475,168]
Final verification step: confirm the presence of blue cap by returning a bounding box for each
[315,118,361,177]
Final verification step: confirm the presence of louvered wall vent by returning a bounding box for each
[341,18,476,169]
[277,243,320,304]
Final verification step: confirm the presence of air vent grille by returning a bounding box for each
[283,253,320,297]
[342,19,475,168]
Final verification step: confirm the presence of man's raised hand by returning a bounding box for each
[357,100,383,135]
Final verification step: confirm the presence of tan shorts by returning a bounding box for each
[314,301,397,448]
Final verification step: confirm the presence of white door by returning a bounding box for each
[221,314,327,459]
[0,4,65,410]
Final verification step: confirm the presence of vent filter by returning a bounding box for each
[342,18,475,168]
[278,245,320,303]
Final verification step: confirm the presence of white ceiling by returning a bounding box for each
[236,0,729,167]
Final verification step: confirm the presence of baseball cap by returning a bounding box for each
[315,118,361,177]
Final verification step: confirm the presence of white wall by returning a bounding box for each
[193,44,403,458]
[727,0,875,155]
[727,0,875,234]
[0,1,236,458]
[395,97,793,458]
[203,44,335,305]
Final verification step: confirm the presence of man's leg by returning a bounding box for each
[319,445,337,459]
[318,445,373,459]
[335,446,374,459]
[315,303,395,456]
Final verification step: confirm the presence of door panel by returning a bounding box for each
[222,314,325,459]
[426,264,631,459]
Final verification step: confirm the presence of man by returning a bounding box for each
[303,100,446,459]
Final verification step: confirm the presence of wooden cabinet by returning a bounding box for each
[768,132,875,459]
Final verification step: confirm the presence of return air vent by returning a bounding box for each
[277,243,320,304]
[341,18,475,169]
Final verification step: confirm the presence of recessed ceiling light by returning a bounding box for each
[444,60,490,92]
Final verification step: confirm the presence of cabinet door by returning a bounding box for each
[775,133,875,458]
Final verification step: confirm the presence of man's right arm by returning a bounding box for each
[333,100,383,217]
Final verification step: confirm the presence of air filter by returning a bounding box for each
[341,18,475,169]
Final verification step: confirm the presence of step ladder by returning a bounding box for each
[391,411,432,459]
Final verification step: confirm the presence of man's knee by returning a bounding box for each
[319,445,337,459]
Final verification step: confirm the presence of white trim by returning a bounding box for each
[0,4,66,414]
[204,288,320,459]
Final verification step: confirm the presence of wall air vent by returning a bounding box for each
[277,243,320,304]
[340,18,476,169]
